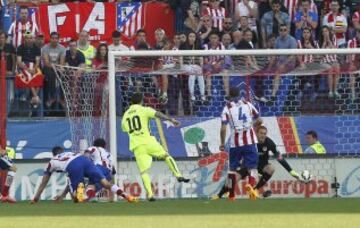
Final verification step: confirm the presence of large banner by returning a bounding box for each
[8,156,335,201]
[19,2,174,46]
[336,159,360,197]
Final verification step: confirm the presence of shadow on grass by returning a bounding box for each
[1,198,360,217]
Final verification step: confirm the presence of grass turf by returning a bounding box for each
[1,198,360,228]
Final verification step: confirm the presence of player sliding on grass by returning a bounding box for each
[32,146,137,203]
[54,138,116,202]
[214,125,303,199]
[0,146,17,203]
[219,87,262,201]
[122,92,190,201]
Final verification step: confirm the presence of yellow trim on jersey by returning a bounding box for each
[155,118,168,152]
[289,117,303,154]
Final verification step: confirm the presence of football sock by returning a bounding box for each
[254,173,272,190]
[165,156,181,178]
[248,169,258,187]
[227,173,237,198]
[141,172,153,198]
[218,184,229,198]
[2,171,15,197]
[85,188,96,199]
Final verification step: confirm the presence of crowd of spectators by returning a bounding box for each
[0,0,359,117]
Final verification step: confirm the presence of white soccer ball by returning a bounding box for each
[301,170,312,182]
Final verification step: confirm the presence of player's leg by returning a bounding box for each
[254,163,274,191]
[134,146,155,200]
[213,166,248,200]
[0,158,17,203]
[225,147,243,201]
[242,145,259,200]
[65,157,86,202]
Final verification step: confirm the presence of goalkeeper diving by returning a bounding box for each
[122,92,190,201]
[214,125,304,199]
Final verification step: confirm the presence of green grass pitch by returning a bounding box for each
[1,198,360,228]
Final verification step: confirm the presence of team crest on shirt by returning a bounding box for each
[262,147,267,152]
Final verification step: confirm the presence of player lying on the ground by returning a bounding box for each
[214,125,303,199]
[122,92,190,201]
[53,138,116,202]
[32,146,137,203]
[0,146,17,203]
[219,87,263,201]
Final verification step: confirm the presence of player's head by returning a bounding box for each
[257,125,267,143]
[52,146,64,156]
[306,130,318,145]
[112,30,121,45]
[229,87,240,99]
[93,138,106,149]
[131,92,143,105]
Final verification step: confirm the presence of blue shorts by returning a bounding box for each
[65,156,105,193]
[229,144,258,171]
[92,165,112,192]
[0,157,13,170]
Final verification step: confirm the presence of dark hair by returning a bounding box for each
[137,41,149,50]
[319,25,334,47]
[19,6,28,11]
[229,87,240,98]
[136,29,146,35]
[257,125,268,132]
[302,0,311,3]
[279,24,288,29]
[306,130,318,139]
[272,0,281,5]
[131,92,143,104]
[112,30,121,38]
[209,31,220,38]
[68,39,77,44]
[180,31,202,50]
[93,138,106,148]
[50,32,59,38]
[95,43,108,61]
[243,28,253,35]
[301,27,316,47]
[52,146,64,156]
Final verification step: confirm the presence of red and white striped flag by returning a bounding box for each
[117,2,143,38]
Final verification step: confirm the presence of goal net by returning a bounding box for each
[54,48,360,198]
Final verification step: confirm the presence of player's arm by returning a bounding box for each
[54,185,70,203]
[271,141,300,180]
[220,123,227,151]
[31,174,51,203]
[154,111,180,127]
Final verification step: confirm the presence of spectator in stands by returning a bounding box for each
[221,17,234,35]
[108,30,129,51]
[304,130,326,154]
[16,32,41,109]
[203,31,230,98]
[294,0,318,40]
[347,28,360,100]
[92,43,108,70]
[229,29,243,49]
[203,0,226,32]
[7,6,39,48]
[77,30,95,68]
[0,31,16,75]
[131,29,150,50]
[351,6,360,36]
[221,33,232,49]
[41,31,66,110]
[322,0,348,48]
[179,32,187,44]
[34,34,45,49]
[258,0,288,20]
[154,28,166,49]
[173,33,182,48]
[234,0,258,32]
[239,16,258,47]
[180,31,206,103]
[270,24,297,101]
[261,0,290,48]
[237,28,259,70]
[297,27,320,100]
[184,0,201,32]
[197,15,219,44]
[65,39,86,68]
[319,25,340,99]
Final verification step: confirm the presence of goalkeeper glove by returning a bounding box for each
[290,170,300,179]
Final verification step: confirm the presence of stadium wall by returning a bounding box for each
[7,157,360,201]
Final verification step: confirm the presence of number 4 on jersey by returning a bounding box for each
[238,107,247,122]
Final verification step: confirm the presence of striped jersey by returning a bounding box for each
[221,99,259,147]
[7,19,39,48]
[348,38,359,62]
[284,0,318,20]
[203,43,225,64]
[203,6,226,31]
[86,146,112,171]
[297,40,319,63]
[44,152,80,175]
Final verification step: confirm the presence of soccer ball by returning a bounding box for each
[301,170,312,182]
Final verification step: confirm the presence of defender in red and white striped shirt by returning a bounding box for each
[7,6,39,48]
[220,87,262,201]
